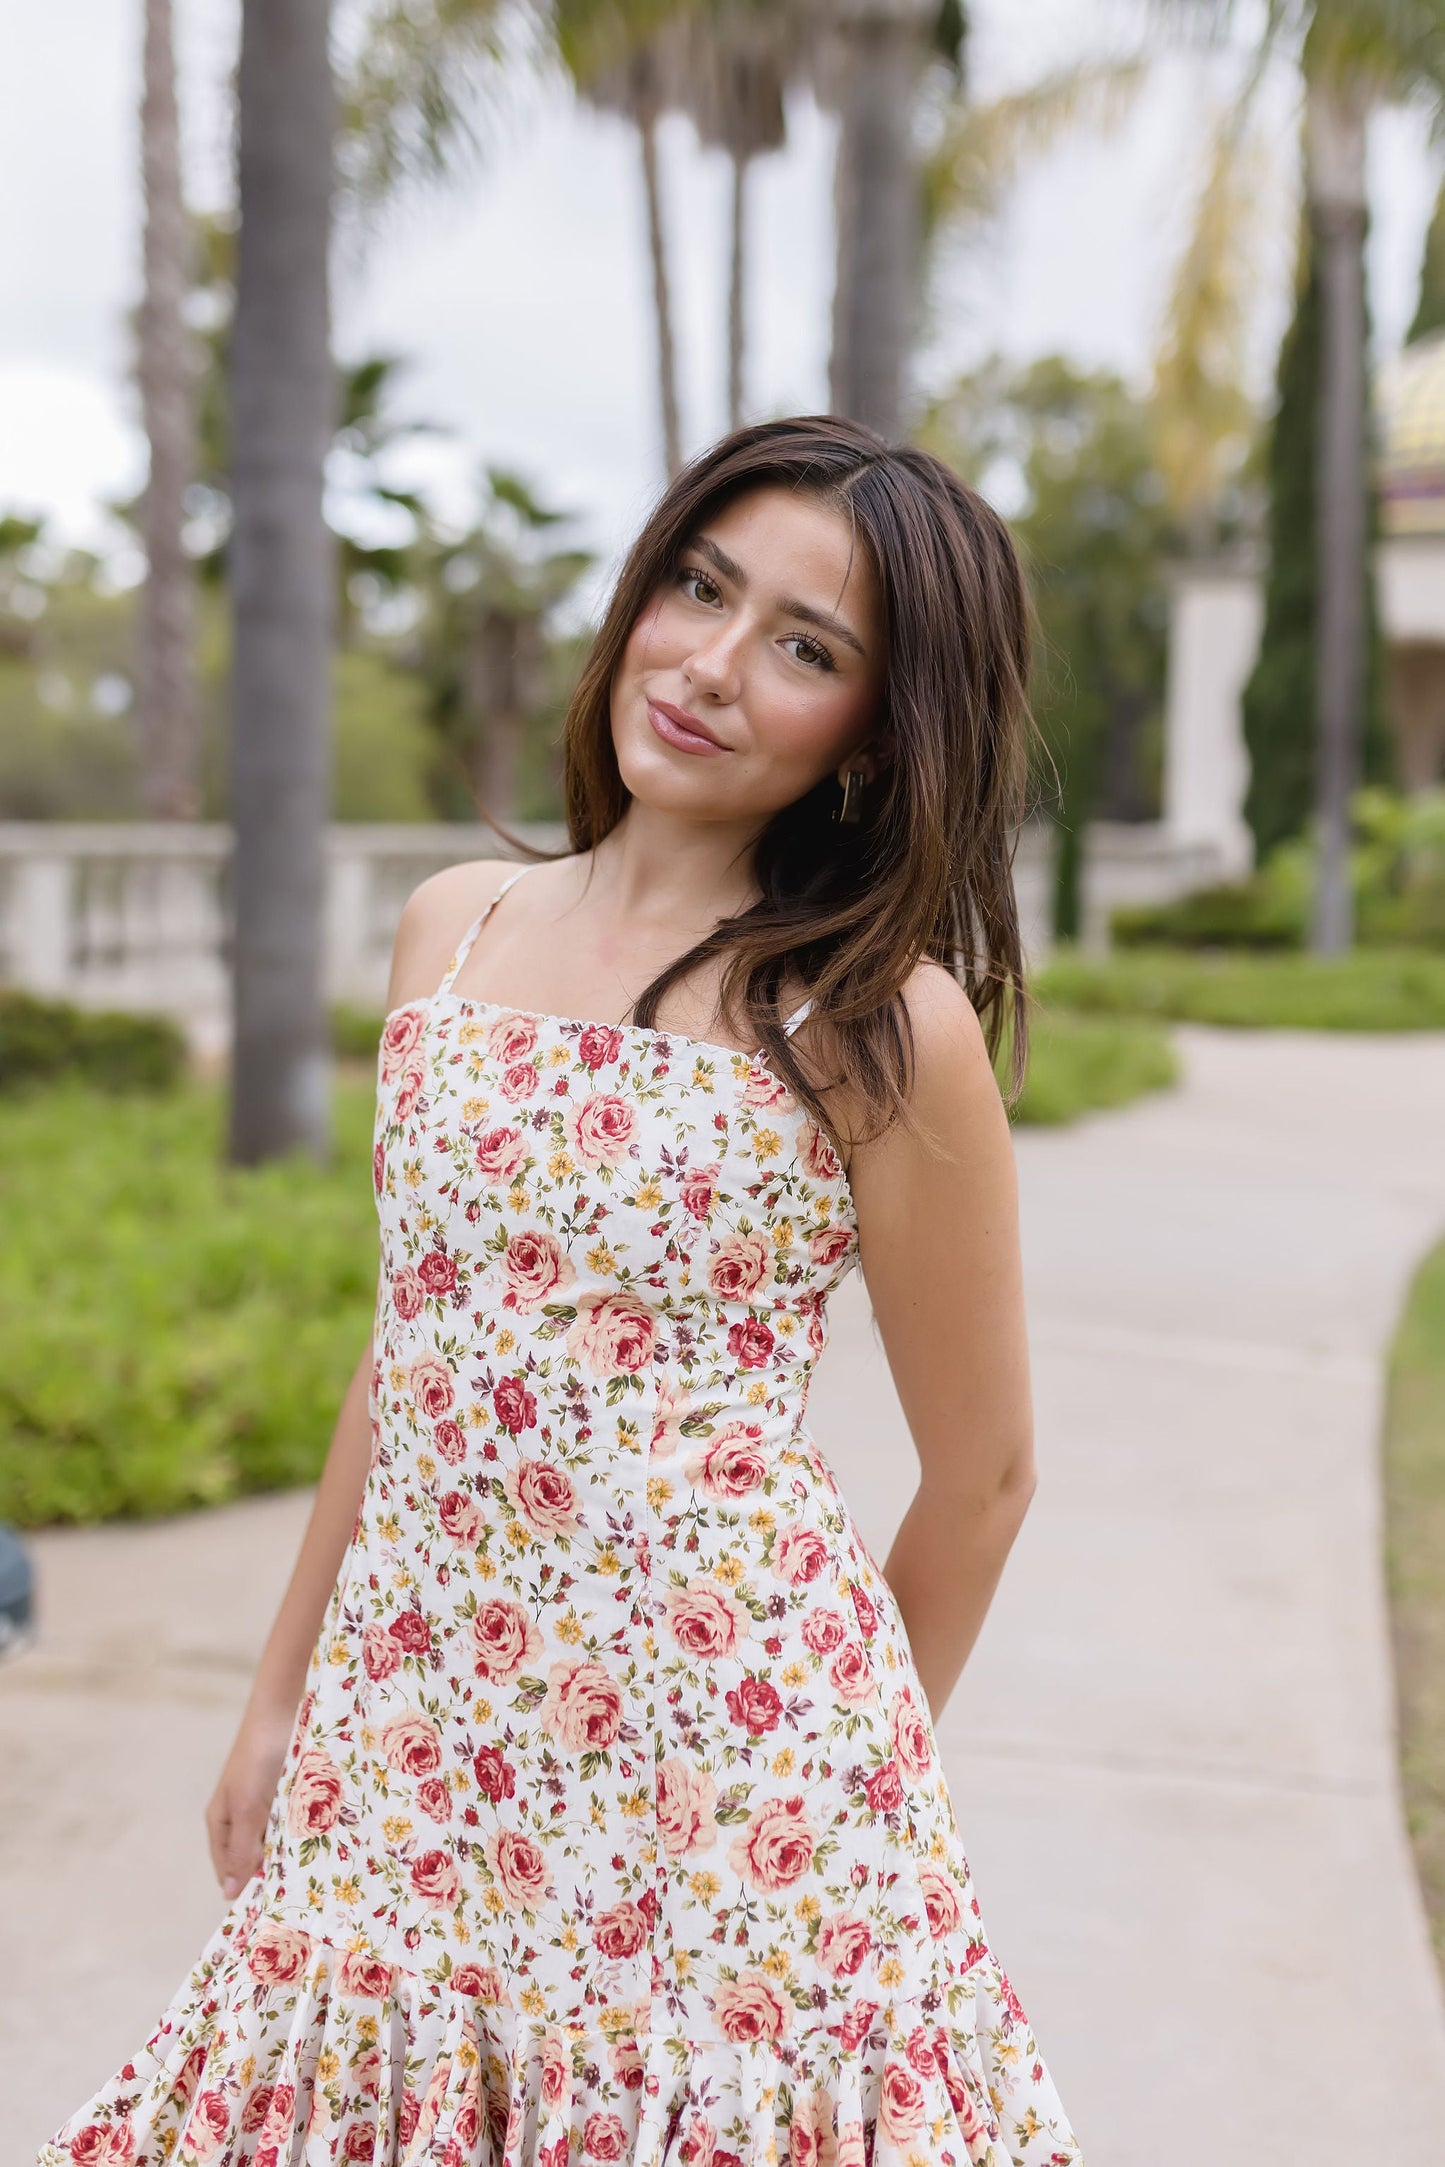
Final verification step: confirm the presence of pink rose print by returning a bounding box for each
[724,1674,782,1734]
[501,1058,540,1103]
[493,1373,538,1435]
[474,1124,529,1185]
[336,1949,393,1998]
[726,1316,774,1369]
[774,1523,830,1586]
[578,1022,624,1070]
[417,1249,457,1296]
[918,1860,964,1938]
[583,2111,629,2160]
[742,1067,794,1110]
[711,1967,793,2043]
[800,1121,843,1181]
[433,1416,468,1464]
[816,1911,874,1977]
[502,1228,575,1312]
[663,1575,748,1660]
[285,1749,343,1838]
[685,1422,767,1499]
[878,2060,927,2142]
[379,1007,424,1080]
[409,1352,455,1420]
[484,1825,553,1911]
[180,2089,231,2161]
[540,1658,623,1751]
[437,1488,485,1545]
[566,1290,658,1376]
[706,1232,772,1300]
[472,1743,516,1802]
[828,1640,877,1707]
[392,1265,425,1320]
[486,1012,538,1064]
[801,1607,848,1655]
[592,1901,648,1958]
[564,1092,637,1170]
[655,1755,719,1856]
[470,1598,543,1682]
[503,1455,581,1536]
[809,1223,854,1270]
[244,1918,313,1985]
[394,1057,427,1121]
[727,1793,819,1889]
[362,1623,401,1681]
[410,1848,461,1908]
[889,1685,935,1778]
[380,1710,443,1776]
[863,1758,905,1813]
[679,1161,720,1219]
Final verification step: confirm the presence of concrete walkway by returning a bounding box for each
[5,1024,1445,2163]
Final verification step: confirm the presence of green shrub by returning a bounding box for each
[0,1079,379,1527]
[1036,943,1445,1030]
[1110,786,1445,952]
[331,1004,385,1063]
[0,990,187,1093]
[1009,1005,1179,1124]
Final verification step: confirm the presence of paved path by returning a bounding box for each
[5,1025,1445,2163]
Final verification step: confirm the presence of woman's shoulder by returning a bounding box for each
[384,856,535,1013]
[807,957,1001,1167]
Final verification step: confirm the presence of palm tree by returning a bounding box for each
[227,0,336,1166]
[137,0,200,819]
[816,0,938,437]
[680,0,793,427]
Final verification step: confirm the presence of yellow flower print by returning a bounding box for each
[316,2049,341,2083]
[878,1955,906,1988]
[586,1242,618,1275]
[761,1950,791,1979]
[780,1663,809,1691]
[771,1220,794,1250]
[713,1556,744,1585]
[548,1150,575,1178]
[547,1044,570,1066]
[633,1176,663,1208]
[749,1506,775,1532]
[519,1982,547,2016]
[594,1544,621,1576]
[459,1021,490,1045]
[746,1379,769,1404]
[645,1473,674,1509]
[462,1095,489,1122]
[751,1127,782,1163]
[689,1870,721,1902]
[771,1746,796,1774]
[557,1613,584,1643]
[495,1328,516,1356]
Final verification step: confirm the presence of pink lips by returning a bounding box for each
[646,697,726,757]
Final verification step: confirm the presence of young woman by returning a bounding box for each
[39,416,1083,2167]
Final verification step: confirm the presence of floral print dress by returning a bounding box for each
[38,867,1084,2167]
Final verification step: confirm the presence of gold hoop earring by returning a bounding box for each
[834,769,865,825]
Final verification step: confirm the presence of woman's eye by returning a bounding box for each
[679,565,721,606]
[783,632,836,672]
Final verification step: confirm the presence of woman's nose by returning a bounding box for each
[684,619,746,702]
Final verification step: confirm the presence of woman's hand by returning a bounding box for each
[205,1700,297,1901]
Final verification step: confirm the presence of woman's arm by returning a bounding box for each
[207,865,509,1897]
[843,964,1037,1726]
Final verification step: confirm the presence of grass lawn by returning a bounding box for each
[1384,1232,1445,1982]
[1035,944,1445,1031]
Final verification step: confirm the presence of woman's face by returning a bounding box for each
[610,484,887,827]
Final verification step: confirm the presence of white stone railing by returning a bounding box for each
[0,819,1234,1049]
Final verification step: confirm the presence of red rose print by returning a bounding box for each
[417,1249,457,1295]
[725,1675,782,1734]
[493,1374,538,1434]
[578,1022,624,1069]
[726,1316,774,1369]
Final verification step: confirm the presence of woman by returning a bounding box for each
[39,416,1083,2166]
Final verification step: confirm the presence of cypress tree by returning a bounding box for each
[1241,212,1392,862]
[1407,173,1445,345]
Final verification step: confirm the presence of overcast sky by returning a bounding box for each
[1,0,1438,588]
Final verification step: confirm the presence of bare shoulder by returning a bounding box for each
[385,857,519,1014]
[825,957,1008,1190]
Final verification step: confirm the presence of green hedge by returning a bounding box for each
[1035,944,1445,1031]
[0,990,187,1093]
[0,1079,378,1528]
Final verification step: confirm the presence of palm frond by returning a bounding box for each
[1149,98,1271,520]
[921,57,1147,238]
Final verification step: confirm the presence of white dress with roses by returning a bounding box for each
[38,868,1083,2167]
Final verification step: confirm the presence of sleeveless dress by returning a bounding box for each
[38,866,1084,2167]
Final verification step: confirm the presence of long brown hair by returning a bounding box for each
[561,414,1038,1144]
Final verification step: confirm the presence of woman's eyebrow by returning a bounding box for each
[690,531,868,659]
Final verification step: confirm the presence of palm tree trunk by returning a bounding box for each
[728,147,747,430]
[137,0,199,820]
[227,0,336,1165]
[638,108,682,478]
[827,0,931,439]
[1305,68,1370,955]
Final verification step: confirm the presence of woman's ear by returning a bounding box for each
[836,737,892,789]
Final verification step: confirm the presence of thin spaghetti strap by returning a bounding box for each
[433,864,536,997]
[748,996,814,1061]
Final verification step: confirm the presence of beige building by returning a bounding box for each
[1163,327,1445,874]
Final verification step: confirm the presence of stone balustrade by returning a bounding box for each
[0,819,1233,1051]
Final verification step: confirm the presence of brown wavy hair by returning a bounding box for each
[558,414,1038,1144]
